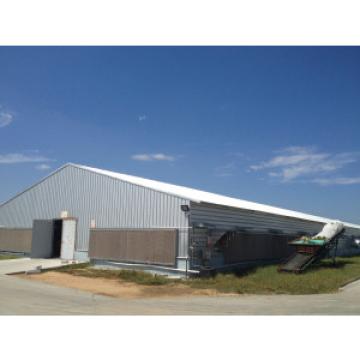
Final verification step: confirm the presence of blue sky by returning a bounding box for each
[0,46,359,223]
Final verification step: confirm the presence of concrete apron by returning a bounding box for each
[2,258,360,314]
[0,258,64,275]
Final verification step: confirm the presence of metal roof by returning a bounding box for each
[74,164,360,229]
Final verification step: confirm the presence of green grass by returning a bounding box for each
[52,256,360,294]
[0,254,20,260]
[189,257,360,295]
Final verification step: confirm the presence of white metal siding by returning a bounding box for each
[190,203,360,239]
[190,202,324,234]
[0,165,190,258]
[190,202,360,256]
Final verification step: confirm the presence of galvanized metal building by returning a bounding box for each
[0,163,359,274]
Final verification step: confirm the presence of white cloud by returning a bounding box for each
[250,146,359,183]
[132,154,152,161]
[131,153,175,161]
[138,114,147,122]
[214,162,237,177]
[0,153,52,164]
[0,111,13,128]
[35,164,52,171]
[312,177,360,186]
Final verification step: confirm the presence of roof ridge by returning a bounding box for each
[1,162,358,230]
[72,164,360,229]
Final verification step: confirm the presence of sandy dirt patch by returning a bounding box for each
[18,271,218,299]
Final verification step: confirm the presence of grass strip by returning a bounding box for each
[0,254,21,260]
[52,256,360,295]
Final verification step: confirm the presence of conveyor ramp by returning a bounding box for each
[279,253,314,272]
[279,222,345,273]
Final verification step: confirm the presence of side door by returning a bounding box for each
[31,219,55,258]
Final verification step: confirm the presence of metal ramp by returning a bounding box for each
[279,253,314,272]
[279,229,345,273]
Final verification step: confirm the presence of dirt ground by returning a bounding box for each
[19,271,219,299]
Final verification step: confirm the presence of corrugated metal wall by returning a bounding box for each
[190,202,325,234]
[1,164,359,265]
[190,202,360,257]
[0,165,190,260]
[89,229,178,266]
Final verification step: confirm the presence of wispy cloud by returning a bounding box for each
[250,146,359,184]
[312,177,360,186]
[214,162,237,177]
[138,114,147,122]
[0,111,14,128]
[0,153,52,164]
[35,164,52,171]
[131,153,175,162]
[226,151,251,161]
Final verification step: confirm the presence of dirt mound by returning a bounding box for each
[19,272,218,299]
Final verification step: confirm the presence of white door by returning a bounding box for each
[60,219,77,260]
